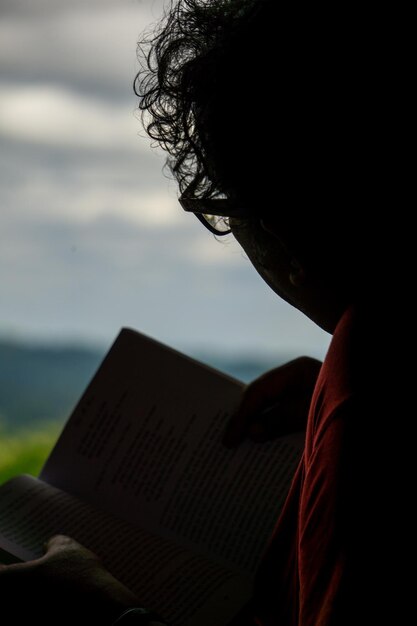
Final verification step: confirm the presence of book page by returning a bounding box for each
[41,328,303,574]
[0,474,251,626]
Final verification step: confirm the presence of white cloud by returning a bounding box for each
[0,148,181,228]
[0,83,147,153]
[185,235,246,267]
[63,187,183,226]
[0,0,331,359]
[0,1,166,100]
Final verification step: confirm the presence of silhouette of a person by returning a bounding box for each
[0,1,409,624]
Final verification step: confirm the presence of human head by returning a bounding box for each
[136,0,391,332]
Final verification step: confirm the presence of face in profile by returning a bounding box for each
[230,219,297,307]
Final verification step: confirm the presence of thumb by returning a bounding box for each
[43,534,79,556]
[224,364,293,447]
[224,357,320,447]
[42,534,101,566]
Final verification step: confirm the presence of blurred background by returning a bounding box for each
[0,0,330,482]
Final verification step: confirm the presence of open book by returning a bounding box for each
[0,328,303,626]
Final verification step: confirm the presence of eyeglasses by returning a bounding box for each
[179,195,253,236]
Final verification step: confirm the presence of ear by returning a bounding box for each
[260,219,307,287]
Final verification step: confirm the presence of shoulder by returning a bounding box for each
[310,304,390,429]
[305,304,386,462]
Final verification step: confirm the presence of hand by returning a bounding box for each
[0,535,139,625]
[223,357,322,447]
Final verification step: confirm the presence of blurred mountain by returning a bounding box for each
[0,338,290,431]
[0,340,105,430]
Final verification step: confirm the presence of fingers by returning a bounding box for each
[224,357,322,447]
[224,388,280,448]
[224,362,298,446]
[43,534,79,555]
[0,536,78,573]
[2,535,101,575]
[42,534,100,565]
[227,396,306,445]
[225,395,283,447]
[0,558,35,574]
[224,371,281,446]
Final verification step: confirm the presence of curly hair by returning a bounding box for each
[135,0,272,200]
[135,0,383,218]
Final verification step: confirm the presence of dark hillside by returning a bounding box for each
[0,338,289,430]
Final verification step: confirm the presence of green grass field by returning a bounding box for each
[0,423,60,484]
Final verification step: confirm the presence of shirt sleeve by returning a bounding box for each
[298,395,396,626]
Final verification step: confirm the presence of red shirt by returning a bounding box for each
[251,305,400,625]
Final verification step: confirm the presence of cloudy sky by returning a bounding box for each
[0,0,330,361]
